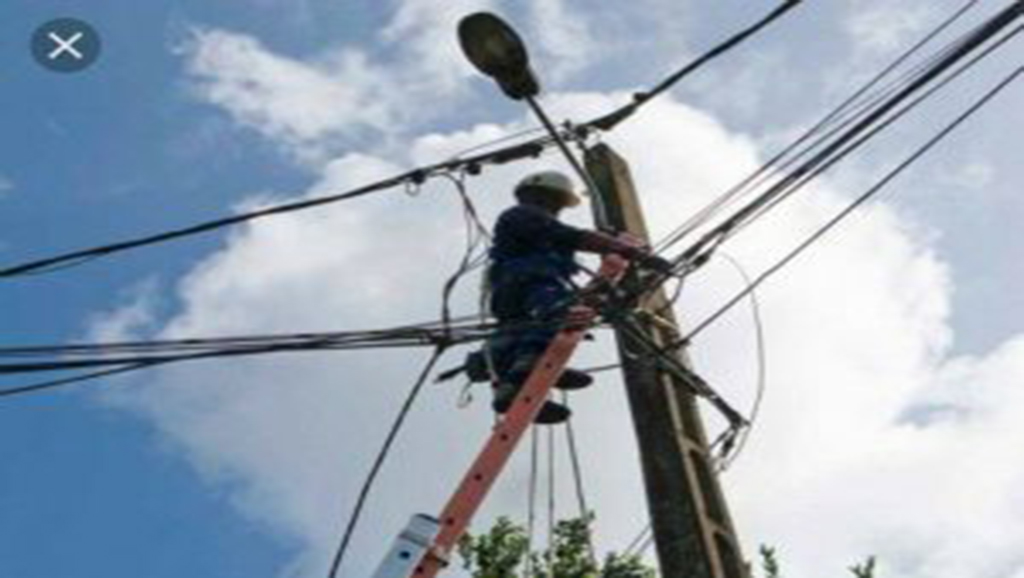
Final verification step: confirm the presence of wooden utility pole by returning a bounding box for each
[585,143,747,578]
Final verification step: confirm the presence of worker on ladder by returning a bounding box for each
[483,170,672,424]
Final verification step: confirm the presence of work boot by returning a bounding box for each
[492,382,571,425]
[507,353,593,391]
[555,368,593,390]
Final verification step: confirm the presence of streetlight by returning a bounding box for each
[458,12,605,222]
[458,12,539,100]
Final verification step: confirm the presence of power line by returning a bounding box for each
[0,315,490,359]
[0,361,168,399]
[714,253,767,473]
[622,523,651,559]
[0,317,579,399]
[596,58,1020,459]
[714,22,1022,249]
[439,171,492,339]
[665,2,1023,273]
[326,346,448,578]
[562,393,597,567]
[525,425,540,578]
[674,66,1022,350]
[653,0,984,254]
[0,140,553,280]
[588,0,805,132]
[546,423,557,571]
[2,0,803,283]
[0,175,405,279]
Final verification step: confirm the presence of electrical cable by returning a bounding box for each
[624,14,1022,309]
[446,126,548,161]
[0,0,804,282]
[665,4,1023,274]
[562,396,590,523]
[622,523,651,559]
[714,253,767,473]
[634,530,656,558]
[578,362,621,375]
[672,66,1022,350]
[439,171,492,339]
[326,345,447,578]
[0,175,408,279]
[615,314,748,428]
[521,2,807,228]
[525,426,539,578]
[546,424,556,574]
[562,391,598,568]
[638,37,985,307]
[0,135,557,280]
[588,0,805,132]
[653,0,984,254]
[715,22,1023,248]
[0,316,590,399]
[0,315,565,363]
[0,361,167,399]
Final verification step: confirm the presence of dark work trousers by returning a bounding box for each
[487,277,573,385]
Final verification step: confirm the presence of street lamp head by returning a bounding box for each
[458,12,540,100]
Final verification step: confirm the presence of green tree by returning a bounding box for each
[460,517,878,578]
[458,515,655,578]
[758,545,877,578]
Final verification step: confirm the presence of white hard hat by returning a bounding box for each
[515,170,583,207]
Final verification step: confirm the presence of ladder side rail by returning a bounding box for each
[410,255,626,578]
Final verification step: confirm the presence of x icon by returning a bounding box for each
[32,18,101,72]
[48,31,85,61]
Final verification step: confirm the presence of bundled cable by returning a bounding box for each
[658,1,1022,275]
[620,0,1024,321]
[0,316,544,399]
[1,1,804,283]
[653,0,984,255]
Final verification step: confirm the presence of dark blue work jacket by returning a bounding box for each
[488,204,587,320]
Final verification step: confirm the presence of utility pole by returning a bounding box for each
[453,12,747,577]
[585,143,747,578]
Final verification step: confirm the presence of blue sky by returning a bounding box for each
[2,1,1023,577]
[1,2,310,577]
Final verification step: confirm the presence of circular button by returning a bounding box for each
[31,18,102,73]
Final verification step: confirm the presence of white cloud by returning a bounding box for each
[937,159,997,191]
[179,0,498,164]
[127,3,1023,575]
[94,85,1024,578]
[87,279,161,343]
[526,0,601,82]
[845,3,937,57]
[822,2,946,104]
[379,0,498,96]
[180,29,398,163]
[176,0,701,166]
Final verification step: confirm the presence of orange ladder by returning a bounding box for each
[372,255,627,578]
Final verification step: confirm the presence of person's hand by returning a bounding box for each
[615,241,651,262]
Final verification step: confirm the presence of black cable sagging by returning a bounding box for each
[326,346,447,578]
[1,0,803,282]
[590,0,804,131]
[676,66,1022,350]
[654,0,984,254]
[670,2,1022,271]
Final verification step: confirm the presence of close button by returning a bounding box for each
[32,18,102,73]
